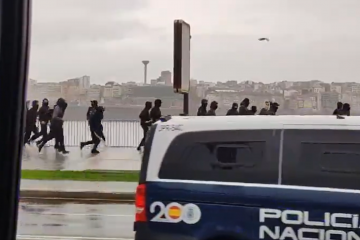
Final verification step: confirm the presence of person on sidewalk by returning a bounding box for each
[150,99,162,123]
[30,98,50,144]
[86,100,97,121]
[259,101,270,115]
[80,105,105,154]
[86,101,106,142]
[239,98,251,115]
[342,103,351,116]
[333,102,343,115]
[226,102,239,115]
[197,99,208,116]
[24,100,39,145]
[206,101,218,116]
[38,98,69,154]
[137,101,152,151]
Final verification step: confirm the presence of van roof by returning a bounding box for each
[156,115,360,130]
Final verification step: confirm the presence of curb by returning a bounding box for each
[20,190,135,202]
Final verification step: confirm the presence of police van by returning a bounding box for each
[134,115,360,240]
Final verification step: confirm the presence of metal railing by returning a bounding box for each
[38,120,142,147]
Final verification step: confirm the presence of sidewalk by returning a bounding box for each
[21,146,140,201]
[20,179,137,201]
[22,146,141,171]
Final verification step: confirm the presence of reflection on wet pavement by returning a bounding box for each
[17,201,135,239]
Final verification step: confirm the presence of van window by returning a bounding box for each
[158,130,281,184]
[282,129,360,190]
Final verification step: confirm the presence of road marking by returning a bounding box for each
[17,235,132,240]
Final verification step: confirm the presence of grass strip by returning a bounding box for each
[21,170,139,182]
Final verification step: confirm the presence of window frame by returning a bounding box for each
[282,129,360,190]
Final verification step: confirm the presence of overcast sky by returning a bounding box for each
[29,0,360,84]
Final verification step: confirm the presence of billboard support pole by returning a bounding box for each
[183,92,189,116]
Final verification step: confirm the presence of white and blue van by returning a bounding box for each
[134,115,360,240]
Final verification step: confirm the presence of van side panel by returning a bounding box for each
[141,182,360,240]
[136,127,360,240]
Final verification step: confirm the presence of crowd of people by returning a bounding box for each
[197,98,280,116]
[24,98,106,154]
[24,98,69,154]
[332,102,351,116]
[25,97,352,154]
[137,98,162,151]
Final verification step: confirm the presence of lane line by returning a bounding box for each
[17,235,132,240]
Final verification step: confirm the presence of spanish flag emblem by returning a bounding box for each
[168,206,181,219]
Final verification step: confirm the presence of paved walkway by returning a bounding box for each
[20,179,137,193]
[22,145,141,171]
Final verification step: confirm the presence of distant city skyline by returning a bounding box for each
[29,0,360,84]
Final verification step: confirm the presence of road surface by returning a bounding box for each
[17,201,134,240]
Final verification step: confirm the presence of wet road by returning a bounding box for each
[17,202,134,240]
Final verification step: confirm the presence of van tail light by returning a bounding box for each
[135,184,147,222]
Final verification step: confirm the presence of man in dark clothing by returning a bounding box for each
[38,98,69,153]
[80,106,105,154]
[54,98,68,151]
[85,100,105,141]
[31,98,50,144]
[87,100,97,121]
[150,99,162,122]
[206,101,218,116]
[268,102,279,115]
[197,99,208,116]
[24,100,39,145]
[137,101,152,151]
[259,101,279,115]
[342,103,351,116]
[226,103,239,115]
[239,98,251,115]
[333,102,343,115]
[259,101,270,115]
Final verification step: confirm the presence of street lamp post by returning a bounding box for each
[142,60,149,85]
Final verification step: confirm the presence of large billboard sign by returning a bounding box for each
[173,20,191,94]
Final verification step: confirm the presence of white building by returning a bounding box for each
[312,86,325,93]
[351,84,360,93]
[33,82,62,102]
[78,75,90,89]
[330,85,342,94]
[103,82,122,98]
[87,85,101,101]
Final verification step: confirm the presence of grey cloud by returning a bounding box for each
[30,0,360,83]
[32,0,149,45]
[33,0,147,16]
[32,19,150,45]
